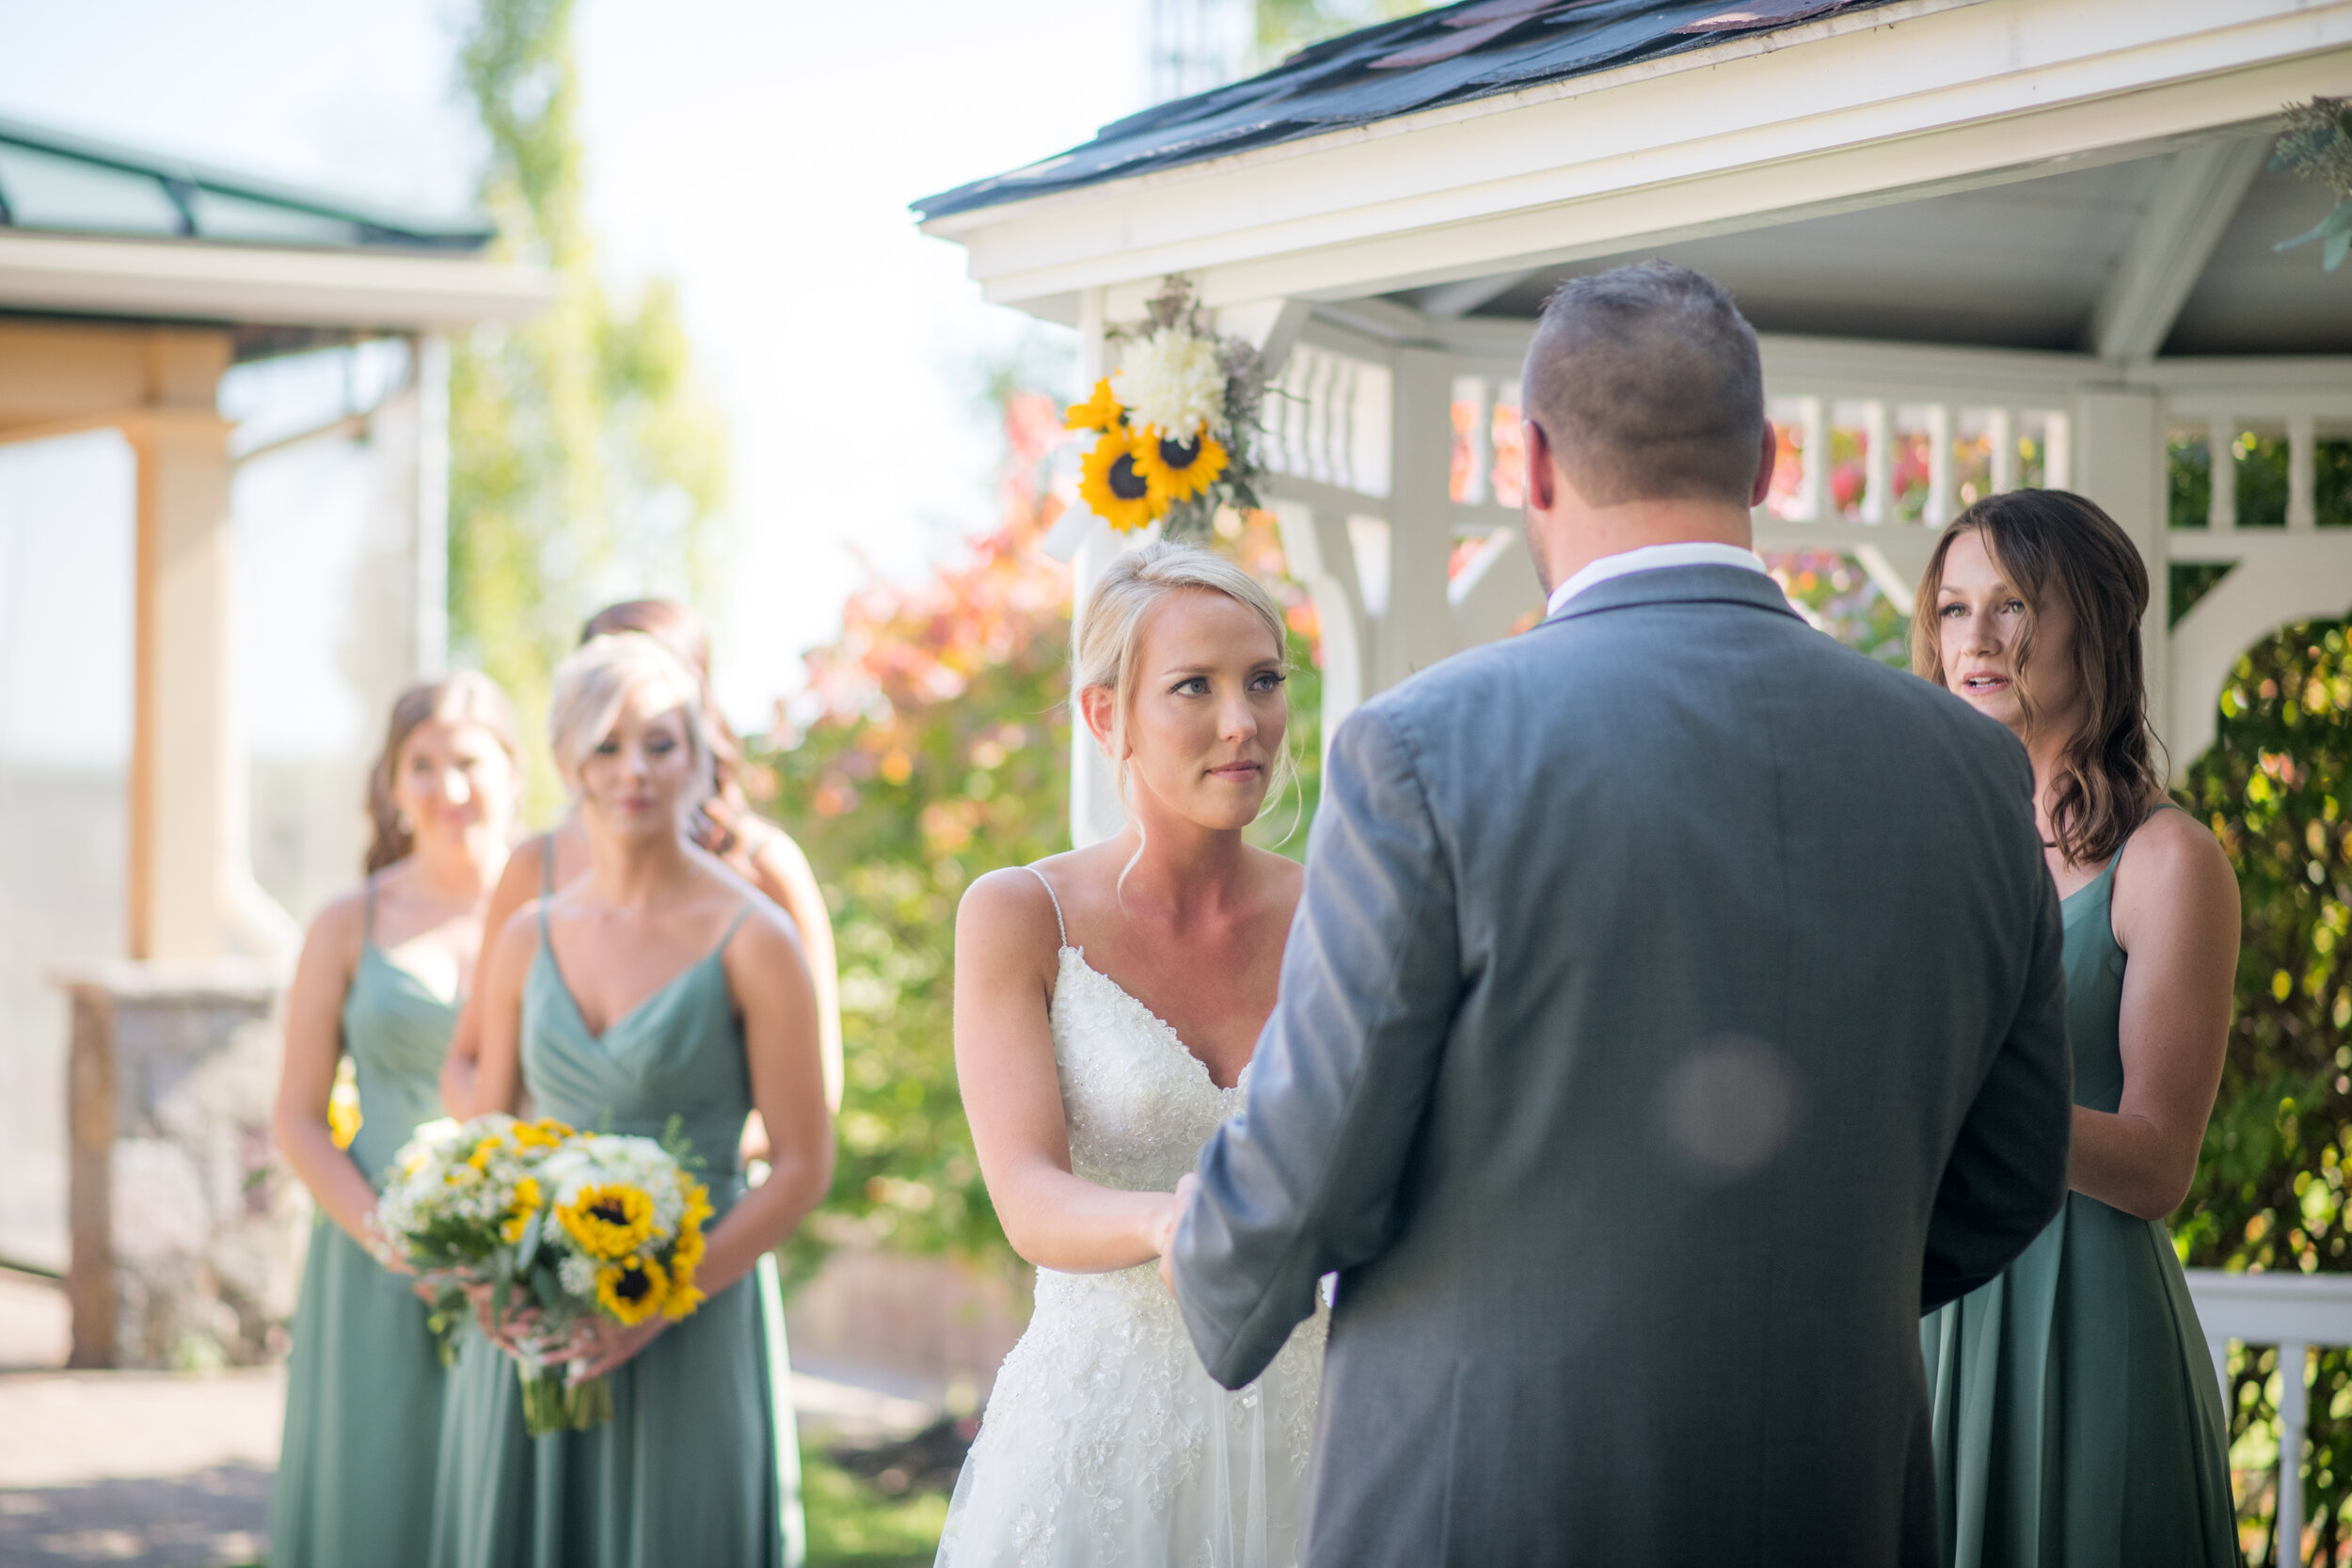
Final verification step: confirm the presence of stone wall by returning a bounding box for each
[56,962,306,1369]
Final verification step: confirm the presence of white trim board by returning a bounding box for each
[928,0,2352,323]
[0,231,550,329]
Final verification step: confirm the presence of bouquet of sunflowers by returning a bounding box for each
[377,1116,712,1435]
[1066,276,1269,539]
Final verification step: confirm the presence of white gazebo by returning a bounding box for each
[921,0,2351,1545]
[0,115,545,1363]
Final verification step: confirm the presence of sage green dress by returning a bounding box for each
[1921,809,2239,1567]
[269,883,458,1568]
[429,900,805,1568]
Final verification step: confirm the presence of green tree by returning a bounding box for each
[2179,622,2352,1564]
[447,0,729,803]
[1255,0,1437,63]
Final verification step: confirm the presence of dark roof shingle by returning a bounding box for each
[915,0,1902,220]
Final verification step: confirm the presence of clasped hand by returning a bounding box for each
[1151,1173,1200,1297]
[467,1283,668,1382]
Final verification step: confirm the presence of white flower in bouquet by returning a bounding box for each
[1116,326,1226,438]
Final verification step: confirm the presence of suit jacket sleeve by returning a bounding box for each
[1170,705,1464,1389]
[1920,816,2073,1312]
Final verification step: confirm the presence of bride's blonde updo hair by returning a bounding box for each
[1073,540,1294,824]
[548,633,714,815]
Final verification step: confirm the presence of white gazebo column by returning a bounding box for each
[413,330,453,673]
[1379,346,1454,691]
[129,328,239,963]
[1068,288,1129,850]
[2072,388,2169,754]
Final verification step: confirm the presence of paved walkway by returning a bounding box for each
[0,1273,939,1566]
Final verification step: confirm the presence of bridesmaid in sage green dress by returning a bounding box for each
[431,632,833,1568]
[268,672,522,1567]
[1914,490,2242,1566]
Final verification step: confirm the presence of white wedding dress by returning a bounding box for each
[935,871,1327,1568]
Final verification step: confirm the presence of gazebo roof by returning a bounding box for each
[917,0,1907,220]
[0,115,491,252]
[0,115,541,341]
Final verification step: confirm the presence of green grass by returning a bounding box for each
[803,1444,947,1568]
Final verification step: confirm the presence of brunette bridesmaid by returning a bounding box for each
[268,673,521,1567]
[1916,489,2241,1566]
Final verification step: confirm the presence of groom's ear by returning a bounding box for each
[1524,417,1559,514]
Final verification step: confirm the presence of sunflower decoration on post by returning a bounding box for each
[1067,277,1267,540]
[2274,97,2352,273]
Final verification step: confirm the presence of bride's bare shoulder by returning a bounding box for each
[959,862,1067,947]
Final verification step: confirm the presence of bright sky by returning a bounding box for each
[0,0,1148,729]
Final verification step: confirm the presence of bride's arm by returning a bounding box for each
[957,869,1179,1273]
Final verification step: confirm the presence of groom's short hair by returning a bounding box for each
[1523,261,1764,508]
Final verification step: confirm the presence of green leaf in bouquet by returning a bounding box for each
[659,1113,707,1172]
[514,1206,544,1271]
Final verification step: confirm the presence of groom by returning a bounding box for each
[1159,262,2071,1564]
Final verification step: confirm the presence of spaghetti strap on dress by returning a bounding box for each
[1920,804,2238,1567]
[268,875,461,1567]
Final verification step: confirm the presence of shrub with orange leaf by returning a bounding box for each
[752,388,1077,1272]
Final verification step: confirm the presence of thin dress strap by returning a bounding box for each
[536,832,557,942]
[1025,866,1069,950]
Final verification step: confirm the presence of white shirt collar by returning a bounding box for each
[1544,541,1769,621]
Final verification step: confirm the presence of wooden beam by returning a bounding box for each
[2088,137,2274,360]
[1421,270,1535,321]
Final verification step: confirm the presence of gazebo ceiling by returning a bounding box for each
[1401,157,2351,357]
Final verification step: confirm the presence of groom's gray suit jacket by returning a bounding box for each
[1170,564,2071,1566]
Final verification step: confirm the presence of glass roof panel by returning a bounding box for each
[0,142,183,235]
[186,187,363,246]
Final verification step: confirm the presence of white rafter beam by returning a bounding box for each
[1421,269,1537,320]
[2088,136,2275,361]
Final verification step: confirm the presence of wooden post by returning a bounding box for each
[128,328,236,962]
[63,986,117,1368]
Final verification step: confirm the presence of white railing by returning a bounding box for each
[2186,1269,2352,1565]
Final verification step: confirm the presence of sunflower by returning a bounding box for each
[596,1254,671,1326]
[1080,425,1168,532]
[500,1177,542,1245]
[327,1064,362,1151]
[1132,428,1229,503]
[510,1118,571,1152]
[1064,377,1126,435]
[557,1183,657,1260]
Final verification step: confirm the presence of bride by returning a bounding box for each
[939,542,1327,1568]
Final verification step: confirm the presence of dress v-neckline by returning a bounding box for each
[363,942,463,1010]
[1058,945,1250,1096]
[544,940,723,1046]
